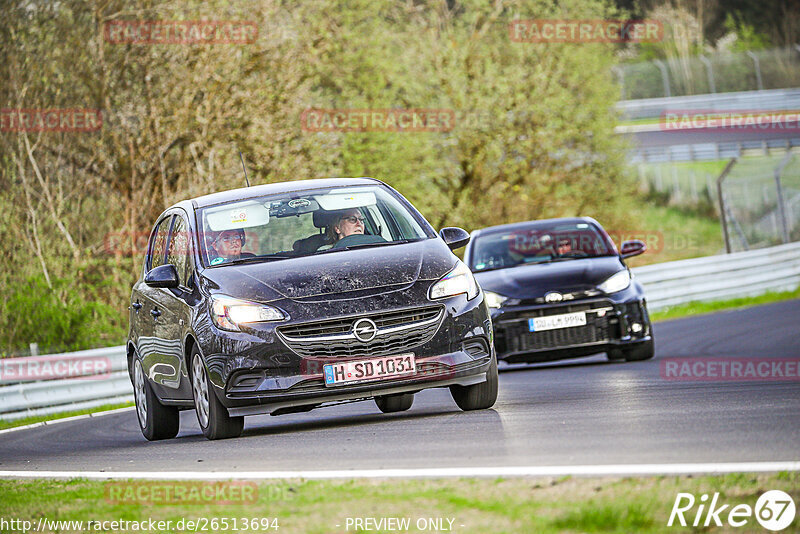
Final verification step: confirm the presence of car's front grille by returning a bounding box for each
[277,306,444,359]
[496,302,615,353]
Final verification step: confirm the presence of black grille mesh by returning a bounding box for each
[497,304,613,353]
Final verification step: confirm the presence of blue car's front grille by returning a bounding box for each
[276,305,444,359]
[495,301,616,353]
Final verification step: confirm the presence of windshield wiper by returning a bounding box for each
[342,239,414,250]
[312,239,414,255]
[222,255,292,265]
[541,256,581,263]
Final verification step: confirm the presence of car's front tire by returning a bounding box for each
[450,356,498,411]
[375,393,414,413]
[622,338,655,361]
[191,348,243,440]
[133,357,179,441]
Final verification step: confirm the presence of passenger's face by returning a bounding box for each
[216,230,243,258]
[335,209,365,239]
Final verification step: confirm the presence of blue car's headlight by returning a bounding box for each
[598,270,631,294]
[483,290,508,309]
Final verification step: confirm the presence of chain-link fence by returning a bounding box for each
[637,153,800,252]
[616,47,800,99]
[721,153,800,252]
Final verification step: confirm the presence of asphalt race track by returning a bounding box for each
[0,300,798,473]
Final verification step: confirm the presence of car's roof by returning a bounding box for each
[472,216,602,237]
[189,177,382,208]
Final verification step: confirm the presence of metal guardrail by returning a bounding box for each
[617,88,800,120]
[1,242,799,420]
[634,241,800,310]
[630,139,800,163]
[0,347,131,421]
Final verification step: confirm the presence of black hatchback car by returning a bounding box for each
[128,178,497,440]
[465,217,654,365]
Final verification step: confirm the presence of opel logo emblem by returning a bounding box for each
[544,291,563,303]
[352,318,378,342]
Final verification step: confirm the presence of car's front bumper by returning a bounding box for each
[195,288,494,415]
[491,296,651,363]
[224,353,492,416]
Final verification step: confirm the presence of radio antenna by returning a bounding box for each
[239,151,250,187]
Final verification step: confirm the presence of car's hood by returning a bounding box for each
[473,256,624,299]
[200,239,456,302]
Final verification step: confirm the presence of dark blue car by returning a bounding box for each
[128,178,497,440]
[465,217,654,365]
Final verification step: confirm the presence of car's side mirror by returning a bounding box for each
[439,227,470,250]
[620,239,646,258]
[145,264,180,288]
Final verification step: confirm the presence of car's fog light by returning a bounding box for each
[631,322,642,333]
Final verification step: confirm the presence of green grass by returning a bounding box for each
[0,402,133,431]
[622,204,724,267]
[651,286,800,322]
[0,473,797,533]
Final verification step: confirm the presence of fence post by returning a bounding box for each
[699,55,716,93]
[717,158,738,253]
[611,66,625,100]
[746,51,764,91]
[654,59,671,97]
[774,152,792,244]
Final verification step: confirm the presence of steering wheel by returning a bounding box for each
[332,234,387,249]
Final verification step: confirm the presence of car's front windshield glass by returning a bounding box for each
[198,185,430,267]
[469,222,616,272]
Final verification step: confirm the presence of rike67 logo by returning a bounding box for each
[669,490,796,531]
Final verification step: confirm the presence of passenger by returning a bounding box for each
[209,229,247,263]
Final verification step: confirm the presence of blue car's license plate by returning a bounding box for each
[529,311,587,332]
[323,354,416,386]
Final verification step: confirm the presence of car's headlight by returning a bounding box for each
[483,290,508,309]
[210,295,286,331]
[429,261,479,300]
[598,270,631,294]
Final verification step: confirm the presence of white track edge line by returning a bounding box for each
[0,406,134,435]
[0,462,798,480]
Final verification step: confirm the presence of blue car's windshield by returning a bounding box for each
[198,185,430,267]
[469,222,616,272]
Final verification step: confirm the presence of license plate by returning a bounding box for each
[323,354,416,386]
[529,311,586,332]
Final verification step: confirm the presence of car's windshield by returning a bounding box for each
[198,185,430,267]
[469,222,616,272]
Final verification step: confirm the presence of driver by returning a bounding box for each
[328,208,365,243]
[557,237,573,255]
